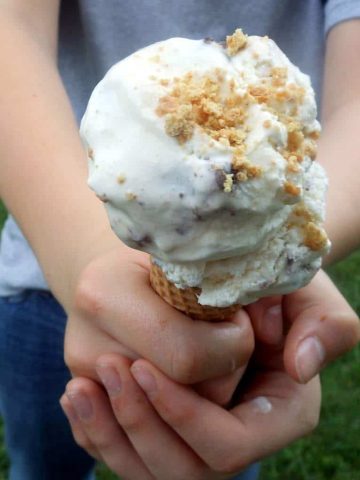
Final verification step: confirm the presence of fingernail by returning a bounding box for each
[66,391,93,421]
[131,366,157,396]
[96,365,122,397]
[296,336,325,383]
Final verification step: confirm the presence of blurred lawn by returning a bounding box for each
[0,203,359,480]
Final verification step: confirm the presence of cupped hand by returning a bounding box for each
[60,343,320,480]
[64,246,254,403]
[60,266,359,479]
[246,269,360,383]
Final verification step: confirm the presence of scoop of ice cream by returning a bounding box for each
[81,29,330,307]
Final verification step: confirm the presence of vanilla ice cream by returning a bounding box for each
[81,29,330,307]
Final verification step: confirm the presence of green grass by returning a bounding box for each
[0,421,9,480]
[0,203,359,480]
[0,203,6,229]
[260,349,360,480]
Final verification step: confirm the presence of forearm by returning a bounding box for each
[0,12,119,309]
[318,20,360,266]
[318,99,360,265]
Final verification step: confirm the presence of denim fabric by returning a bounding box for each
[231,463,260,480]
[0,291,95,480]
[0,290,259,480]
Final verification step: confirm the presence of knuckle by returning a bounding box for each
[291,390,320,435]
[161,401,196,429]
[168,342,202,384]
[73,265,106,318]
[121,416,144,435]
[93,431,115,452]
[231,318,255,368]
[212,389,233,407]
[119,407,146,434]
[72,430,92,451]
[300,405,320,433]
[208,453,241,475]
[240,332,255,365]
[63,347,77,371]
[64,345,86,374]
[169,466,206,480]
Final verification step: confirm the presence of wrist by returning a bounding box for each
[55,226,125,312]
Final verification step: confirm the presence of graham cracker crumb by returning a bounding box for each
[303,139,317,160]
[154,35,320,193]
[293,204,315,222]
[271,67,288,87]
[164,105,194,143]
[156,95,179,116]
[125,192,137,201]
[284,181,301,196]
[309,130,320,140]
[287,129,304,152]
[303,222,328,251]
[232,157,262,182]
[223,174,234,192]
[248,85,269,103]
[226,29,248,56]
[117,175,126,184]
[88,148,94,160]
[286,155,301,173]
[157,70,249,149]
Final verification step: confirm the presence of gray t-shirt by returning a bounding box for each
[0,0,359,296]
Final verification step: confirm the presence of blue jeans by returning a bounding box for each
[0,290,259,480]
[0,291,95,480]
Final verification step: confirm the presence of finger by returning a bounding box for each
[65,318,138,379]
[283,270,360,383]
[76,261,255,383]
[246,296,284,345]
[65,378,154,480]
[194,309,254,405]
[59,394,101,461]
[96,354,209,480]
[194,366,247,406]
[131,359,320,476]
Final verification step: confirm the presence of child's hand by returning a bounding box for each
[60,269,359,479]
[61,349,320,480]
[64,245,255,399]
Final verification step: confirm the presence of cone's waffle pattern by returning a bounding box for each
[150,262,240,321]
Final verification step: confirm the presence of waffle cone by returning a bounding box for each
[150,261,240,321]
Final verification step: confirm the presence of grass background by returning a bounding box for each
[0,203,359,480]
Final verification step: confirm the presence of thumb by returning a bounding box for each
[282,270,360,383]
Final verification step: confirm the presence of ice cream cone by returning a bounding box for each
[150,261,240,321]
